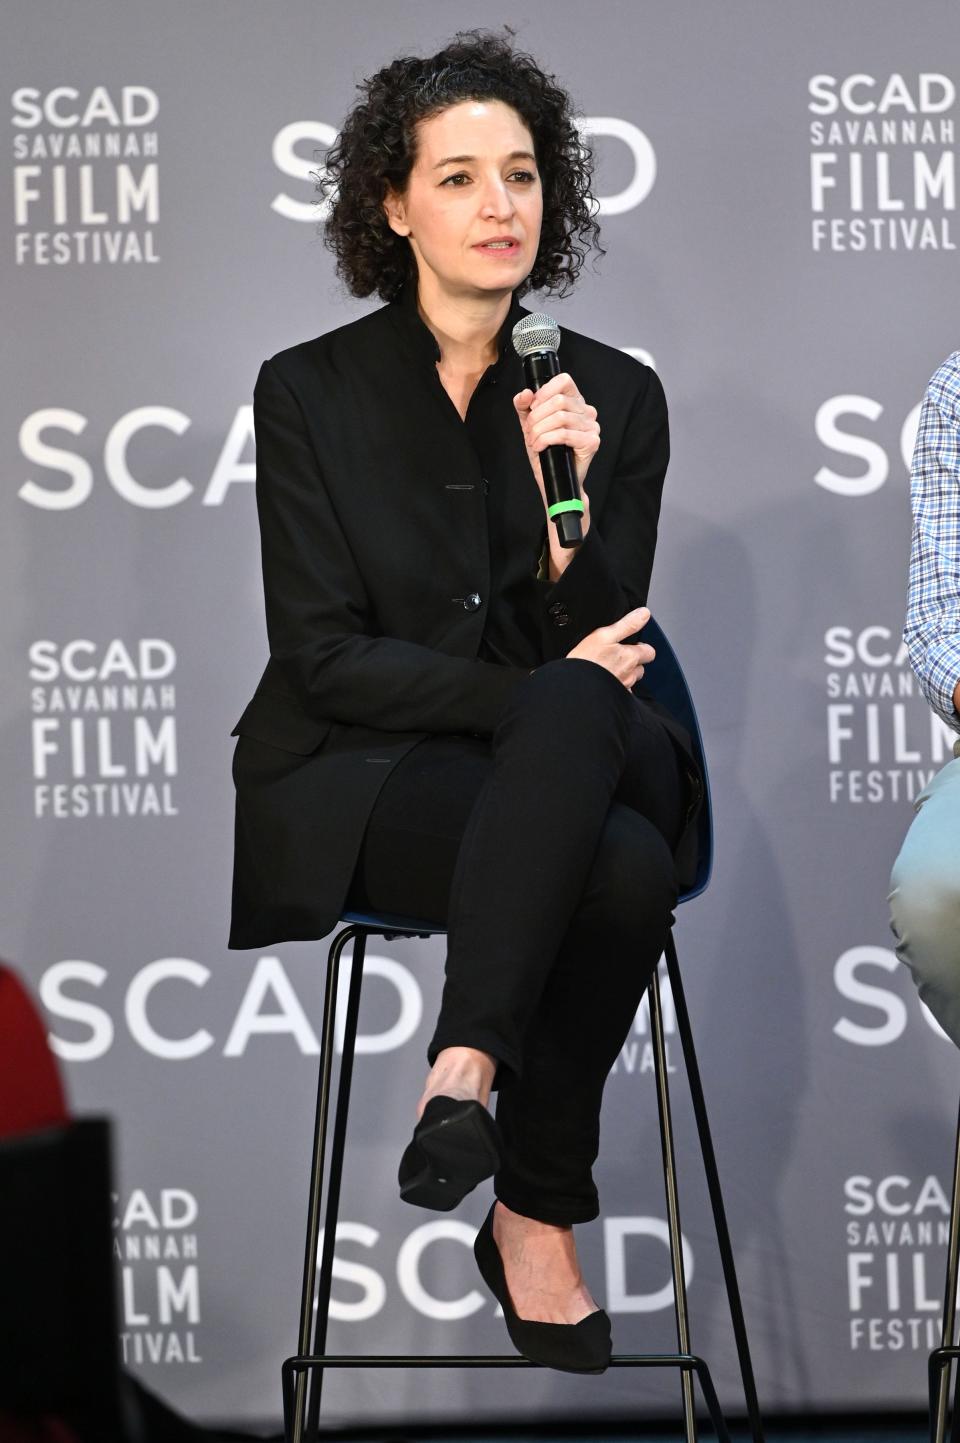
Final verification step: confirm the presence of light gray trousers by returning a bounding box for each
[889,751,960,1047]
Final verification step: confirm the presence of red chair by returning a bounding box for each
[0,964,68,1138]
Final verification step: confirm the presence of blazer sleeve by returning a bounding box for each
[254,357,528,734]
[535,366,669,661]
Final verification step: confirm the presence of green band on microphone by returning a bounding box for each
[547,499,585,519]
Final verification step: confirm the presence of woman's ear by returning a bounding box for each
[383,187,411,237]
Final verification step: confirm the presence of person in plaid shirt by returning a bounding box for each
[890,351,960,1043]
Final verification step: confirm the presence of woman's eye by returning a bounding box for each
[439,170,536,187]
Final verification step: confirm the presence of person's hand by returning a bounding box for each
[565,607,654,689]
[514,373,599,582]
[513,372,600,502]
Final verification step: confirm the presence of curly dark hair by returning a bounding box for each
[318,29,603,302]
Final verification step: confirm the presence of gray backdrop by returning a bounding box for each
[4,0,960,1426]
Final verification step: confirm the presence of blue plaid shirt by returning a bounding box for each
[904,351,960,732]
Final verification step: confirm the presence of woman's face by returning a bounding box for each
[384,99,543,302]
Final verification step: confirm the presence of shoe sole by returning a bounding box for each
[399,1104,501,1211]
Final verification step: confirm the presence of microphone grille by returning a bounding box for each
[511,312,561,359]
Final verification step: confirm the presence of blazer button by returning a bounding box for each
[548,602,570,627]
[463,592,482,612]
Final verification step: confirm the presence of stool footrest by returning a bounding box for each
[283,1352,731,1443]
[285,1350,705,1369]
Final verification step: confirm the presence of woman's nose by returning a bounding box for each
[479,178,515,221]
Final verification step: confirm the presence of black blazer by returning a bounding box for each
[229,286,691,949]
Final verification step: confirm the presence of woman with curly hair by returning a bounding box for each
[229,30,701,1374]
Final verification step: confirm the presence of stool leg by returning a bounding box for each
[934,1098,960,1443]
[664,933,765,1443]
[290,924,360,1443]
[649,962,697,1443]
[305,929,368,1441]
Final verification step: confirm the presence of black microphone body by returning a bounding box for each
[521,348,584,548]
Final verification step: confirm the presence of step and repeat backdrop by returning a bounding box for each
[4,0,960,1428]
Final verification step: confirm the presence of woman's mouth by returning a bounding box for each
[475,238,520,252]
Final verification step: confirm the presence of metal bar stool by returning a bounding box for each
[283,620,765,1443]
[928,1097,960,1443]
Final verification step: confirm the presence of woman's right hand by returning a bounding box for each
[565,606,655,688]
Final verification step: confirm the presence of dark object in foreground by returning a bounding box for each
[0,1115,121,1437]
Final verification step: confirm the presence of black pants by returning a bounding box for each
[346,659,687,1225]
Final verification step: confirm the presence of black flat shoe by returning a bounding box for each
[398,1096,501,1211]
[473,1203,612,1374]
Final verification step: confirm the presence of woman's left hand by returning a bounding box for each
[513,372,600,506]
[514,372,598,580]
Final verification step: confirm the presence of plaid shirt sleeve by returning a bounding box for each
[904,351,960,732]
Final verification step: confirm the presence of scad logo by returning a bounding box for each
[843,1172,951,1352]
[115,1187,201,1366]
[30,639,178,820]
[823,626,953,805]
[12,85,160,266]
[808,73,956,253]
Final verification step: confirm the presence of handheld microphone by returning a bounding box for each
[511,313,584,548]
